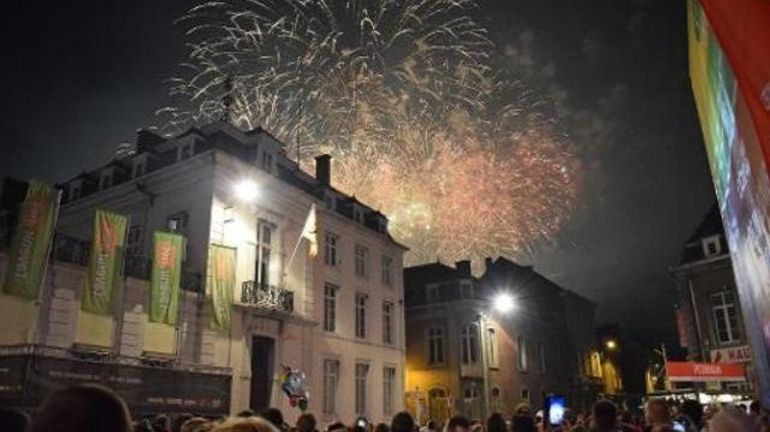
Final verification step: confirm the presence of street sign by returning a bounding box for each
[711,345,752,364]
[666,361,746,382]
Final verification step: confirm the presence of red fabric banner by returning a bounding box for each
[666,361,745,382]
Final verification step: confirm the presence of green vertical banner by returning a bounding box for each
[2,179,59,300]
[82,209,128,315]
[149,232,184,325]
[208,244,235,331]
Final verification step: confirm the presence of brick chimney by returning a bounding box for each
[315,154,331,186]
[455,260,471,276]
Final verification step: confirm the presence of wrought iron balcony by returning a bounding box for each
[240,281,294,314]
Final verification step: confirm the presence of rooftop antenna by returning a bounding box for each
[221,75,233,123]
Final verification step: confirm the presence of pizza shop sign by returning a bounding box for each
[711,345,752,363]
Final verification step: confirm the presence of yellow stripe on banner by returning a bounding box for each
[143,321,175,355]
[74,310,114,348]
[0,293,38,345]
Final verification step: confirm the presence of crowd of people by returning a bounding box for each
[0,384,767,432]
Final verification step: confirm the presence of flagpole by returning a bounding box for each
[282,204,315,287]
[32,188,63,348]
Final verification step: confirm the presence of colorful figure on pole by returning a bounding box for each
[281,365,309,411]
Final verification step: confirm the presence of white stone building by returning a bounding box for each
[0,122,406,424]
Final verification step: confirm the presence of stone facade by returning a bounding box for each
[403,258,599,424]
[0,122,406,424]
[671,204,754,392]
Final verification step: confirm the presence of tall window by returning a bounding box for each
[712,291,740,344]
[69,184,81,201]
[428,327,445,365]
[383,366,396,416]
[132,159,146,178]
[324,283,338,332]
[324,232,339,266]
[461,323,480,364]
[426,284,439,302]
[323,359,339,415]
[126,225,142,257]
[355,363,369,416]
[538,343,547,372]
[382,255,393,286]
[460,281,474,299]
[100,173,113,190]
[355,245,368,277]
[355,292,368,339]
[256,221,274,287]
[178,142,194,160]
[486,327,499,368]
[167,211,190,235]
[518,336,528,371]
[262,151,274,171]
[383,301,394,344]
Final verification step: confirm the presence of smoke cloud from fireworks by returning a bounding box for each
[160,0,582,267]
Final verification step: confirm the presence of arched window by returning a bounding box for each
[461,323,479,364]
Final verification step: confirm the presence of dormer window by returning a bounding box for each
[353,206,365,224]
[100,171,113,190]
[325,193,336,211]
[132,157,147,178]
[378,217,388,234]
[460,281,474,299]
[178,142,194,161]
[261,150,274,173]
[702,235,721,257]
[68,181,82,201]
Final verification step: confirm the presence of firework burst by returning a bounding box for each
[161,0,582,267]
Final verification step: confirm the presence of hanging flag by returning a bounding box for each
[149,231,184,325]
[3,179,60,300]
[82,209,128,315]
[208,244,235,330]
[300,203,317,257]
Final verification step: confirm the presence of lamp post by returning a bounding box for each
[480,292,515,417]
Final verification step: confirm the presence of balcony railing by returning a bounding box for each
[240,281,294,314]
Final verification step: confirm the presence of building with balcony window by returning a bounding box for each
[0,121,407,423]
[671,204,754,393]
[403,257,599,425]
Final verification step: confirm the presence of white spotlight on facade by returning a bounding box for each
[493,292,515,313]
[234,179,259,201]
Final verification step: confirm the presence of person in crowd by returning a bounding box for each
[326,421,347,432]
[511,405,536,432]
[260,407,288,432]
[154,414,173,432]
[375,423,391,432]
[136,419,155,432]
[212,417,279,432]
[392,411,416,432]
[181,418,215,432]
[487,412,507,432]
[644,400,672,432]
[296,413,317,432]
[708,406,758,432]
[591,400,621,432]
[446,415,471,432]
[420,420,437,432]
[239,410,257,418]
[0,407,30,432]
[620,411,642,432]
[27,384,132,432]
[559,408,587,432]
[175,414,195,432]
[676,399,703,432]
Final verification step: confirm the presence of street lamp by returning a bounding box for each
[234,179,259,201]
[493,292,515,313]
[605,339,618,350]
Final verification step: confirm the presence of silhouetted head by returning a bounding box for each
[28,384,132,432]
[391,411,415,432]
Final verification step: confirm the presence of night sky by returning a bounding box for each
[0,0,716,342]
